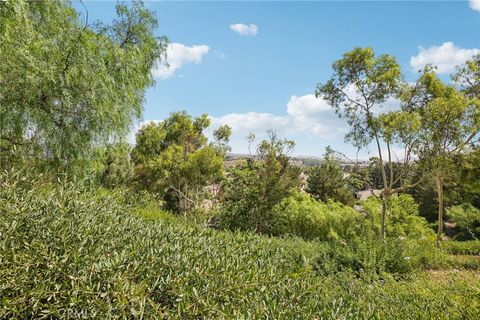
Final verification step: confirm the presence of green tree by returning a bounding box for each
[132,112,230,213]
[400,65,480,246]
[271,190,360,241]
[98,143,134,188]
[306,148,355,206]
[453,54,480,98]
[316,48,422,240]
[0,0,167,173]
[218,131,301,233]
[362,194,433,239]
[446,203,480,240]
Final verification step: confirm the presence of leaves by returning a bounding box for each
[0,0,167,173]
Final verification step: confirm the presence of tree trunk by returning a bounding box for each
[373,135,389,241]
[380,195,389,241]
[435,174,444,248]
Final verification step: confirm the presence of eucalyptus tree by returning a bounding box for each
[400,65,480,246]
[453,54,480,98]
[316,48,422,240]
[0,0,167,173]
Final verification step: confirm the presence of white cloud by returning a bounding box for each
[134,92,402,156]
[410,42,480,74]
[286,94,330,116]
[206,94,347,152]
[229,23,258,36]
[470,0,480,11]
[211,112,289,133]
[154,43,210,79]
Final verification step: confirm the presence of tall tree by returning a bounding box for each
[453,54,480,99]
[316,48,421,240]
[400,65,480,246]
[0,0,167,173]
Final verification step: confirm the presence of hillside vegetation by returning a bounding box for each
[1,171,479,319]
[1,1,480,318]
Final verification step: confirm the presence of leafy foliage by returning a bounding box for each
[313,237,414,278]
[400,64,480,245]
[443,240,480,255]
[96,143,134,188]
[271,190,360,241]
[217,132,301,233]
[132,112,230,212]
[0,0,167,173]
[361,194,433,239]
[1,171,478,319]
[306,148,355,205]
[447,203,480,240]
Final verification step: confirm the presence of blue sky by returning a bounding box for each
[78,1,480,158]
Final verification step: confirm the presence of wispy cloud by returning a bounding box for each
[229,23,258,36]
[154,43,210,79]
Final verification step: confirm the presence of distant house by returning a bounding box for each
[356,189,383,201]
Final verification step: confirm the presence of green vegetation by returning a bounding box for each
[132,112,230,213]
[271,190,360,241]
[0,0,166,175]
[361,194,433,239]
[447,203,480,240]
[306,147,355,206]
[1,171,479,319]
[216,131,301,234]
[443,241,480,255]
[1,1,479,318]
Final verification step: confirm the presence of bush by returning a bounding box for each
[443,240,480,255]
[270,190,361,241]
[217,160,300,234]
[362,194,433,239]
[313,237,413,279]
[447,203,480,240]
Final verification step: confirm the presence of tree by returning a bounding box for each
[316,48,422,240]
[456,147,480,209]
[0,0,167,173]
[218,131,301,233]
[446,203,480,240]
[271,190,360,241]
[306,148,355,206]
[97,143,134,188]
[400,65,480,246]
[361,194,432,239]
[453,54,480,99]
[132,112,230,213]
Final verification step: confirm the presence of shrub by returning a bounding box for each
[305,149,355,206]
[270,190,361,241]
[313,236,414,279]
[443,240,480,255]
[446,203,480,240]
[362,194,433,239]
[217,160,300,234]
